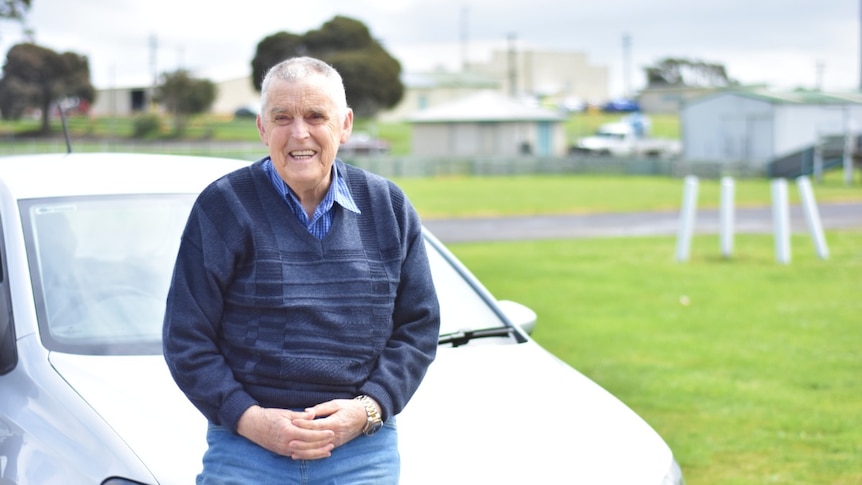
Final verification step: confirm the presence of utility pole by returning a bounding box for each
[816,60,824,91]
[507,33,517,97]
[149,33,158,112]
[622,33,632,99]
[460,5,469,72]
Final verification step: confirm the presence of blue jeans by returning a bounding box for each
[197,418,399,485]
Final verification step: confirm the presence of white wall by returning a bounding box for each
[682,94,774,164]
[684,93,862,166]
[412,121,565,157]
[775,104,862,157]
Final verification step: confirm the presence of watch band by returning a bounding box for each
[355,395,383,436]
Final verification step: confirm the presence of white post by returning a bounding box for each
[771,179,791,264]
[813,134,824,183]
[675,175,698,262]
[796,176,830,260]
[719,176,735,258]
[844,118,855,186]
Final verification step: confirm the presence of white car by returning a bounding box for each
[0,152,684,484]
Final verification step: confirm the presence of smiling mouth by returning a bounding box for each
[289,150,316,160]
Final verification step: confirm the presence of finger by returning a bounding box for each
[290,442,335,461]
[304,399,343,417]
[272,408,316,421]
[288,423,335,442]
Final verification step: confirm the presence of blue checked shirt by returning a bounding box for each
[263,158,361,240]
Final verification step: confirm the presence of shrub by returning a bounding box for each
[132,114,162,139]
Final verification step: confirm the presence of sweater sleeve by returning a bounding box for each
[162,179,259,431]
[358,183,441,421]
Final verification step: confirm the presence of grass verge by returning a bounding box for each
[448,231,862,485]
[396,171,862,219]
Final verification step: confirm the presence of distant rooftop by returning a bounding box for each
[408,91,564,123]
[709,89,862,105]
[402,70,500,89]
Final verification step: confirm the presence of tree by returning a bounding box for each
[0,43,95,134]
[0,0,30,20]
[154,69,216,136]
[250,16,404,118]
[645,57,737,88]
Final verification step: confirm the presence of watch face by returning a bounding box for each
[366,420,384,436]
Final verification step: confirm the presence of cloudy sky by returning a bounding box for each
[0,0,857,98]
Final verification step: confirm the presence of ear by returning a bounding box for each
[339,109,354,144]
[256,114,268,144]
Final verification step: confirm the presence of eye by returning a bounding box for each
[272,114,291,125]
[306,112,327,123]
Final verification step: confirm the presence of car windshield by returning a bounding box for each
[22,194,505,355]
[23,195,195,355]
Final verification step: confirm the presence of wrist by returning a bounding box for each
[355,395,383,436]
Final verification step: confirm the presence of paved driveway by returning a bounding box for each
[424,202,862,243]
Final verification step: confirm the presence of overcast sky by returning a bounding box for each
[0,0,858,99]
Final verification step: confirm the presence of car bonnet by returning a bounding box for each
[397,340,674,484]
[48,352,207,483]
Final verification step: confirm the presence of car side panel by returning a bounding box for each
[0,335,154,484]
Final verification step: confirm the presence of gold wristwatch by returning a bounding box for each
[355,395,383,436]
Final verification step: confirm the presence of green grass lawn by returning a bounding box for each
[393,172,861,484]
[448,231,862,485]
[395,170,862,219]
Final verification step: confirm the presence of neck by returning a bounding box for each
[288,174,332,220]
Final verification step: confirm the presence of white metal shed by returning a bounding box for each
[681,90,862,167]
[408,91,566,158]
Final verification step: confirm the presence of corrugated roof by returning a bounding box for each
[692,88,862,106]
[408,91,564,123]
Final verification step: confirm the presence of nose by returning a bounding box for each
[290,119,310,139]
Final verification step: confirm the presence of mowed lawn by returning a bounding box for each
[399,173,862,485]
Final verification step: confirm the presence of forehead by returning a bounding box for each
[265,76,338,111]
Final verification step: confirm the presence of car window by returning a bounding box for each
[0,216,16,374]
[21,195,506,355]
[22,195,195,355]
[424,239,505,335]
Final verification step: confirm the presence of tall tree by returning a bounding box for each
[0,0,30,20]
[250,16,403,118]
[645,57,737,88]
[154,69,216,135]
[0,43,95,134]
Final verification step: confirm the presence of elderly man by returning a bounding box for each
[163,56,440,484]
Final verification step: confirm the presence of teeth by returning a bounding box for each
[290,150,315,158]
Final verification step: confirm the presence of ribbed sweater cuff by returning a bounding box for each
[221,390,260,432]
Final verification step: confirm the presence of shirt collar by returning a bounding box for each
[263,158,361,215]
[332,162,361,215]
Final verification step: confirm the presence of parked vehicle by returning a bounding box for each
[0,152,684,485]
[338,132,390,157]
[572,119,681,158]
[600,98,641,113]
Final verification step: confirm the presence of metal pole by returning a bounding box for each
[796,176,830,259]
[675,175,698,262]
[720,176,735,258]
[507,33,517,97]
[622,33,632,99]
[844,112,855,186]
[813,133,824,183]
[771,179,791,264]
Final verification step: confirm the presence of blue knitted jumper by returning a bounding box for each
[163,159,440,432]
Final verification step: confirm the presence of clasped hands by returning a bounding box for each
[236,399,371,460]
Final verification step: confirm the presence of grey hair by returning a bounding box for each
[259,56,349,117]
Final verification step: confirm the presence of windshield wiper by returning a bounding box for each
[438,326,515,347]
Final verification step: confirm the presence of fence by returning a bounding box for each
[0,139,774,179]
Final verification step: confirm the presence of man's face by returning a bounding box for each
[256,75,353,195]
